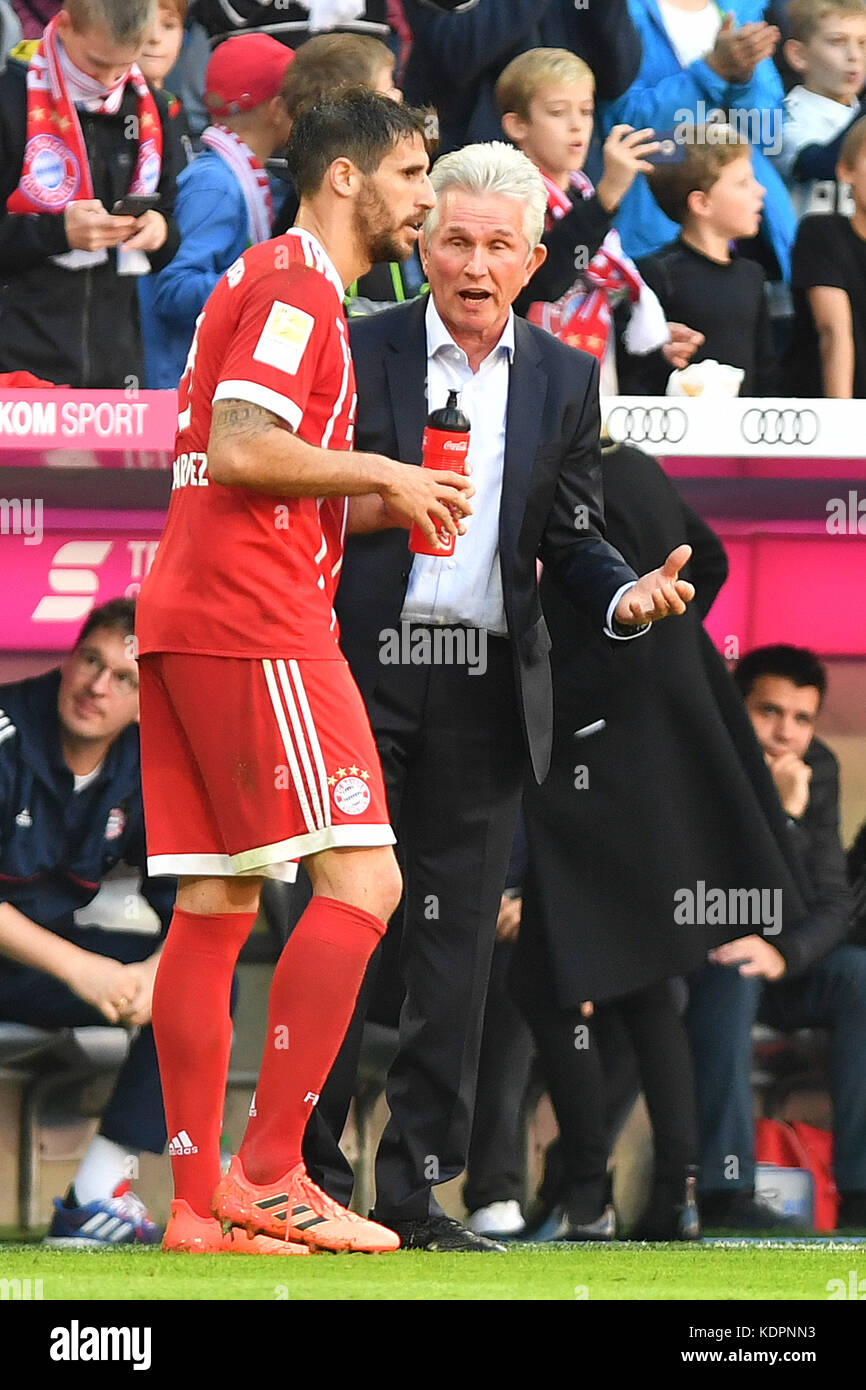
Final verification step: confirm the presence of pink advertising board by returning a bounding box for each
[0,512,164,649]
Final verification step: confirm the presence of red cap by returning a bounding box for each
[204,35,294,117]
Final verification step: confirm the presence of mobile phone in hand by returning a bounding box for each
[111,194,162,216]
[644,135,685,165]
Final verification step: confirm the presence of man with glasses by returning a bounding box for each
[0,597,174,1245]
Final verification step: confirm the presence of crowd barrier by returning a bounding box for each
[0,391,864,657]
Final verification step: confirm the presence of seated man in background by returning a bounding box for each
[0,599,174,1245]
[687,644,862,1231]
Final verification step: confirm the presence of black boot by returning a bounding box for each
[564,1174,617,1242]
[628,1167,700,1241]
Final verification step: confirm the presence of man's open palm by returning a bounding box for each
[615,544,695,626]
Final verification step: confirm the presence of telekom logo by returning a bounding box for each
[31,542,113,624]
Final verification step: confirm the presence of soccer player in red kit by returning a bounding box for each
[135,92,473,1255]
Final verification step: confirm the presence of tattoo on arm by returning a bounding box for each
[209,398,286,446]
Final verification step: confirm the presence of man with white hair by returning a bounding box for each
[303,140,697,1251]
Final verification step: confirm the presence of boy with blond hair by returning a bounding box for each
[774,0,866,218]
[496,48,677,389]
[787,113,866,394]
[623,127,778,396]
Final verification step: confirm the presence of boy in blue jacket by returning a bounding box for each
[602,0,797,282]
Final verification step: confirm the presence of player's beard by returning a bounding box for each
[353,178,412,265]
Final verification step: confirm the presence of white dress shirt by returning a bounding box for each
[401,296,642,639]
[402,296,512,634]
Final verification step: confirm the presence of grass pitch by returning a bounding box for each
[0,1239,862,1301]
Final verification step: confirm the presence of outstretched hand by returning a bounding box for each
[614,544,695,627]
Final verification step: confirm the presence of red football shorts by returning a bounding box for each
[139,653,395,880]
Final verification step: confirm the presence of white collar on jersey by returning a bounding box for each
[282,228,346,301]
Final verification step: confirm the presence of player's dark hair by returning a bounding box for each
[76,598,137,648]
[286,89,429,198]
[734,644,827,705]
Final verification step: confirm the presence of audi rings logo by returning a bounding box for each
[740,408,819,446]
[605,405,688,445]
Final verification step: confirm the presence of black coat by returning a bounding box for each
[338,293,639,784]
[514,442,810,1009]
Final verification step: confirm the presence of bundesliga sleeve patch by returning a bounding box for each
[253,301,315,376]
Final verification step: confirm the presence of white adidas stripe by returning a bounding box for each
[287,660,331,830]
[262,660,316,835]
[321,315,351,449]
[0,727,16,747]
[275,660,324,831]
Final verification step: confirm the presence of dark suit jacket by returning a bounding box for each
[337,293,639,785]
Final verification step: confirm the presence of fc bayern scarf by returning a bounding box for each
[528,170,667,361]
[200,125,273,246]
[7,14,162,217]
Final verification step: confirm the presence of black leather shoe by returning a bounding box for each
[628,1169,701,1241]
[836,1192,866,1232]
[563,1204,617,1242]
[700,1190,803,1232]
[378,1214,507,1252]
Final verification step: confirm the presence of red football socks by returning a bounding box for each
[239,895,386,1186]
[152,907,255,1218]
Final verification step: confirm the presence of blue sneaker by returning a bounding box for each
[44,1182,163,1247]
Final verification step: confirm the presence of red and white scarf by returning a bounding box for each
[528,170,667,362]
[200,125,273,246]
[7,15,162,219]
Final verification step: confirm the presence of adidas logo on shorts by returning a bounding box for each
[168,1130,198,1156]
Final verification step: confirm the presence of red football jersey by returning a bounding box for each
[136,229,357,660]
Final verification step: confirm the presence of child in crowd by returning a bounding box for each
[620,129,779,396]
[786,115,866,394]
[139,0,186,98]
[136,0,191,390]
[272,32,426,312]
[773,0,866,219]
[143,34,294,388]
[495,48,681,394]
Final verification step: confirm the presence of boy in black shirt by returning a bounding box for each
[787,114,866,395]
[620,127,779,397]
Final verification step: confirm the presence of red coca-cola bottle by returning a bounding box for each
[409,389,471,557]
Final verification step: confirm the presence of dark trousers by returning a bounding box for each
[304,632,525,1221]
[464,940,535,1212]
[686,945,866,1195]
[522,979,698,1221]
[0,926,166,1153]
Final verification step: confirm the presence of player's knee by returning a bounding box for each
[375,855,403,924]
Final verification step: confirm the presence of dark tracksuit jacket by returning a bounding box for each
[0,668,175,1152]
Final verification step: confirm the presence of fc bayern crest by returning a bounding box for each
[137,138,161,193]
[105,805,127,841]
[331,770,371,816]
[20,133,80,209]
